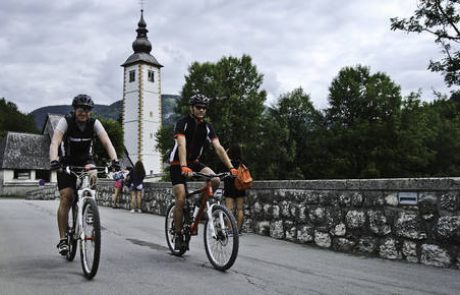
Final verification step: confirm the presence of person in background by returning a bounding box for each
[129,160,146,213]
[112,168,126,208]
[224,143,247,235]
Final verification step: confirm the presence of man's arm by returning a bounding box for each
[176,135,187,167]
[212,138,234,170]
[49,130,64,162]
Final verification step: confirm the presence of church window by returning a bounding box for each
[148,70,155,82]
[129,70,136,82]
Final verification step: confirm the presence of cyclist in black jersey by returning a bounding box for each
[169,94,238,250]
[49,94,120,255]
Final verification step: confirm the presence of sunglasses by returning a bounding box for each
[194,105,207,111]
[76,106,92,112]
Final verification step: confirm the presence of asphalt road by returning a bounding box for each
[0,199,459,295]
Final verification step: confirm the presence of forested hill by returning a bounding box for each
[30,94,180,130]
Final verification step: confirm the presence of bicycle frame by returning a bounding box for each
[71,170,97,243]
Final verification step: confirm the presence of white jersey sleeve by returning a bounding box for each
[94,119,105,135]
[55,118,68,134]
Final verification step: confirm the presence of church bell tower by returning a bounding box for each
[121,10,163,174]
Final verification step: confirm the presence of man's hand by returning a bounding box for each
[111,160,121,171]
[230,167,238,176]
[50,160,61,170]
[181,166,193,177]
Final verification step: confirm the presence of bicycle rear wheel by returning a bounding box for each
[80,198,101,279]
[165,202,187,256]
[204,204,239,271]
[66,203,78,261]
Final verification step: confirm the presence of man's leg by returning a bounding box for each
[173,184,186,250]
[57,187,74,255]
[200,167,221,192]
[236,197,245,231]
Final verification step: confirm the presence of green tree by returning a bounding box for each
[0,97,38,137]
[391,0,460,86]
[325,65,402,178]
[93,116,124,165]
[157,54,267,174]
[267,88,324,179]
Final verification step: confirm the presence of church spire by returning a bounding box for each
[132,9,152,54]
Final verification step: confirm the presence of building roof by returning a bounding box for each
[0,132,50,169]
[121,10,163,68]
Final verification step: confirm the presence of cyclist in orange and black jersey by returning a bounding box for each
[168,94,237,251]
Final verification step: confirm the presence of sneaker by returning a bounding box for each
[130,209,136,213]
[174,234,184,251]
[136,209,142,213]
[57,239,68,256]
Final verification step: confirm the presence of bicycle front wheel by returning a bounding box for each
[165,202,187,256]
[66,203,78,261]
[204,204,239,271]
[80,198,101,280]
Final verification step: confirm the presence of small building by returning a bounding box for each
[0,113,132,195]
[0,131,52,196]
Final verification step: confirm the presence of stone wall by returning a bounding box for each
[32,178,460,269]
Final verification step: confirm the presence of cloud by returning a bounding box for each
[0,0,453,113]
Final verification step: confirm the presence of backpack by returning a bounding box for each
[234,163,253,190]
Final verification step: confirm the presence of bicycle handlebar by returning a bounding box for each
[64,166,109,175]
[190,171,233,180]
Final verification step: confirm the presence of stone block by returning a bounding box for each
[333,237,356,252]
[351,192,364,207]
[379,238,402,260]
[357,237,377,254]
[271,204,280,219]
[339,193,352,207]
[270,220,284,239]
[402,240,419,263]
[385,193,398,206]
[362,191,385,207]
[285,221,297,242]
[318,191,336,206]
[330,223,346,236]
[436,216,460,241]
[297,225,314,243]
[395,211,426,240]
[418,193,438,220]
[309,207,326,225]
[280,200,290,218]
[345,210,366,229]
[440,192,459,211]
[420,244,451,268]
[255,221,270,236]
[368,210,391,236]
[304,191,319,204]
[314,230,331,248]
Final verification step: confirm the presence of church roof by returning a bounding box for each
[121,52,163,68]
[0,132,50,169]
[121,10,163,68]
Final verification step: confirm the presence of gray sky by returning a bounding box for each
[0,0,451,113]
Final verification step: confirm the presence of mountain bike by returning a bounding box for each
[64,165,108,280]
[165,172,239,271]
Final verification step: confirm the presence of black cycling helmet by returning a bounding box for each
[72,94,94,109]
[189,94,210,106]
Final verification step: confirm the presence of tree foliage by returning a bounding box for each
[391,0,460,86]
[93,116,124,165]
[156,54,267,174]
[0,97,38,138]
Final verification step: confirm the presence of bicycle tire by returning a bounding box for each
[66,203,78,261]
[80,197,101,280]
[203,204,239,271]
[165,202,187,256]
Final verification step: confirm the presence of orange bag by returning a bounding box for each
[234,163,253,190]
